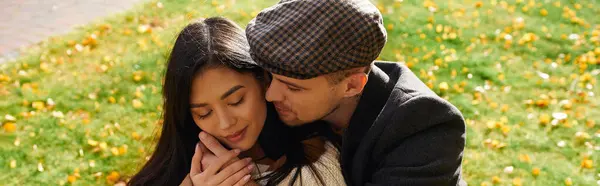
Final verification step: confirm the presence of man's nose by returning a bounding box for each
[265,80,284,102]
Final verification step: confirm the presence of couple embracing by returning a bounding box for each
[129,0,466,185]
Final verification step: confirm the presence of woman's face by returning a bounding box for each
[189,67,267,151]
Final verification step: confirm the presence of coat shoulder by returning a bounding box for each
[373,95,466,157]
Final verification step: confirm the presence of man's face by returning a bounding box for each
[266,73,344,126]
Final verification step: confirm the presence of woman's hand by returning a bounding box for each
[189,142,254,186]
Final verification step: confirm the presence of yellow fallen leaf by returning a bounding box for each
[133,71,144,82]
[532,167,540,176]
[137,25,151,34]
[501,125,511,135]
[131,132,141,140]
[492,176,501,184]
[539,114,551,125]
[3,122,16,133]
[0,74,11,82]
[581,159,593,169]
[512,177,522,186]
[540,9,548,16]
[565,178,572,186]
[88,139,99,147]
[108,96,116,104]
[439,82,449,92]
[586,120,596,128]
[575,131,591,142]
[135,91,143,98]
[486,121,497,129]
[118,145,128,155]
[434,58,443,66]
[489,102,499,109]
[38,162,44,172]
[99,142,108,150]
[67,175,76,184]
[22,100,30,107]
[31,101,45,110]
[106,171,120,184]
[111,147,119,156]
[501,104,509,112]
[10,159,16,168]
[132,99,143,109]
[519,154,531,163]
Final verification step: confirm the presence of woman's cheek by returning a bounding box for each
[194,118,216,136]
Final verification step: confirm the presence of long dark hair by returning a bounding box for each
[128,17,338,186]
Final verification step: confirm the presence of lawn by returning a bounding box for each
[1,0,599,185]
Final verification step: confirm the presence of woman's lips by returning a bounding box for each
[225,126,247,143]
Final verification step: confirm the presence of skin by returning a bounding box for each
[182,66,268,186]
[183,65,368,185]
[265,67,368,128]
[180,133,257,186]
[189,67,267,151]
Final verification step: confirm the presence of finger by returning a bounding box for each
[202,149,240,177]
[190,143,203,175]
[200,132,229,156]
[233,175,252,186]
[198,142,210,155]
[214,158,253,185]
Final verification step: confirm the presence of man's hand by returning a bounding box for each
[184,132,254,186]
[198,132,237,168]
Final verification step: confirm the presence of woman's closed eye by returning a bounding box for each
[229,96,245,106]
[197,110,212,120]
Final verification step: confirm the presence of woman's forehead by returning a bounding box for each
[190,67,256,100]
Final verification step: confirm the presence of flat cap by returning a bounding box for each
[246,0,387,79]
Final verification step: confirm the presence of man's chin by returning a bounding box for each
[281,118,307,127]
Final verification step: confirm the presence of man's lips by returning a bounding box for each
[273,102,292,113]
[225,126,247,143]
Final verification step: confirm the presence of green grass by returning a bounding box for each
[1,0,599,185]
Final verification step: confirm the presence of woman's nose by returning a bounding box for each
[217,109,236,130]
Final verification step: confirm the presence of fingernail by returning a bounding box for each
[247,164,254,170]
[233,149,241,154]
[245,158,252,162]
[199,132,206,139]
[195,143,199,151]
[243,175,251,181]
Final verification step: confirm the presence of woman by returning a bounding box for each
[128,17,343,186]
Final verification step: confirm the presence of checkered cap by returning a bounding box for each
[246,0,387,79]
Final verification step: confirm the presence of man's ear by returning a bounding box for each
[342,72,368,98]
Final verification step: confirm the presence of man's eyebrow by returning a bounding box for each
[190,85,245,108]
[273,77,308,90]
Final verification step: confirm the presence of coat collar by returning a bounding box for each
[342,64,397,184]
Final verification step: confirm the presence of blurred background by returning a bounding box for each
[0,0,599,185]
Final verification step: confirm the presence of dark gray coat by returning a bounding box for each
[341,61,466,186]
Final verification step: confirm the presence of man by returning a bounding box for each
[245,0,466,185]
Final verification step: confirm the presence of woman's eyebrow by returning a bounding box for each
[190,103,207,108]
[220,85,245,100]
[190,85,245,108]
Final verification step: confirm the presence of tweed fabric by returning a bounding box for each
[246,0,387,79]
